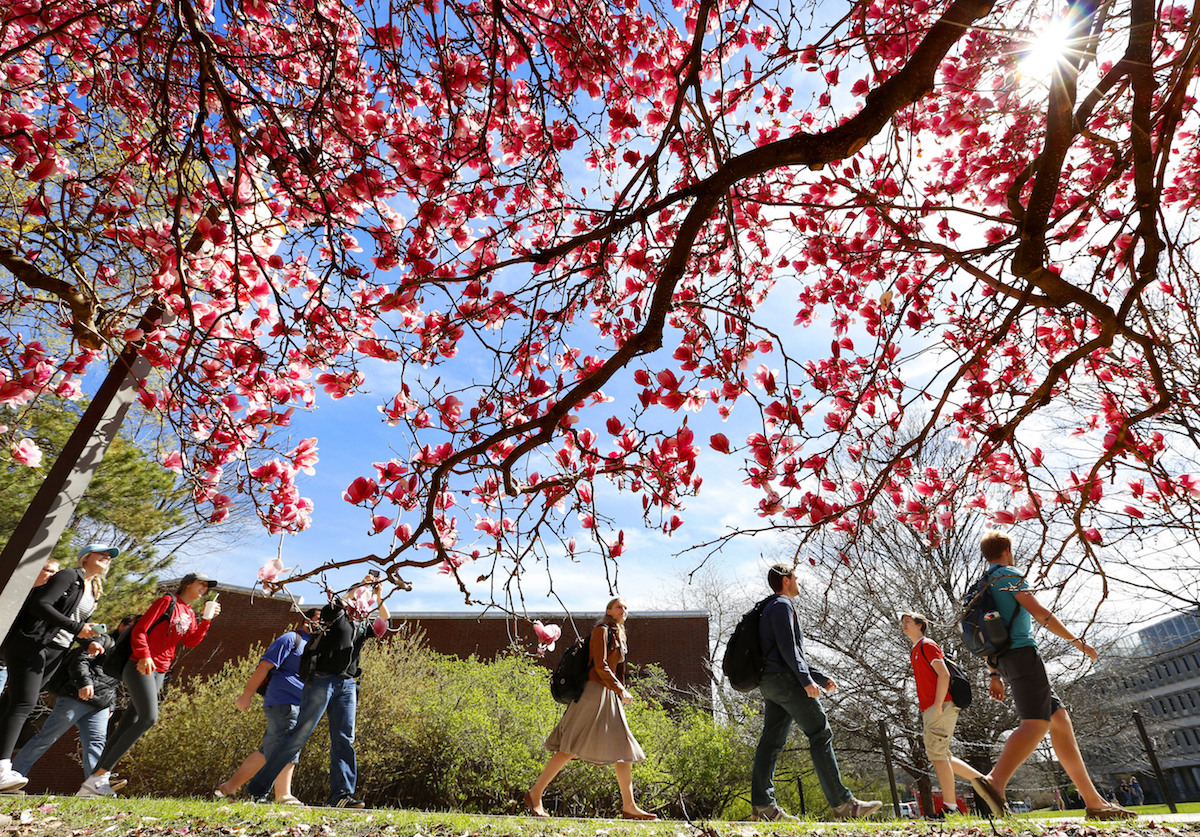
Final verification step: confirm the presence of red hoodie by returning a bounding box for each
[131,593,211,673]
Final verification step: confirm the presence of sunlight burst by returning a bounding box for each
[1018,18,1077,81]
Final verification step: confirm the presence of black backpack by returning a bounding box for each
[961,565,1014,660]
[918,639,973,709]
[722,596,774,692]
[550,636,591,704]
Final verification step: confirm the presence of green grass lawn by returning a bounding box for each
[2,794,1197,837]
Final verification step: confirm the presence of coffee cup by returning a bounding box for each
[202,595,219,620]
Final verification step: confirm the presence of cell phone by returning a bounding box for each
[92,624,107,635]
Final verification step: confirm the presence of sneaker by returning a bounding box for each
[831,797,883,820]
[77,772,116,798]
[0,761,27,794]
[752,804,798,821]
[925,810,947,821]
[332,796,366,809]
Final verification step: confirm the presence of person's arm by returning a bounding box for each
[182,609,212,647]
[589,624,627,696]
[235,660,276,711]
[764,602,822,693]
[1014,590,1098,661]
[131,594,172,669]
[929,658,951,711]
[27,570,93,638]
[374,581,389,622]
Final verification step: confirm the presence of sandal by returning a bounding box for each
[1085,805,1136,821]
[275,795,306,806]
[524,791,549,818]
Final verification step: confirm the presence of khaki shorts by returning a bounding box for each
[922,703,960,761]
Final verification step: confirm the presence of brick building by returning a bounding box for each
[18,581,710,795]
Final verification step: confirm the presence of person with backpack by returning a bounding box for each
[77,572,222,798]
[524,598,656,820]
[242,575,388,809]
[899,610,992,819]
[0,546,111,793]
[972,531,1135,821]
[214,607,322,804]
[11,620,133,786]
[750,564,882,821]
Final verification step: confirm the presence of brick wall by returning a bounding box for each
[19,583,710,795]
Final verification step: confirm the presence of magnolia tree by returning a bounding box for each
[3,0,1199,603]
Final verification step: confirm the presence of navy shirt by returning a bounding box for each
[759,594,829,689]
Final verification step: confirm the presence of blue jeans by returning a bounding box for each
[246,675,357,805]
[258,703,301,762]
[751,671,851,808]
[13,696,110,777]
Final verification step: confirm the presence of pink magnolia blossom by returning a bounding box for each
[532,620,562,655]
[11,438,42,467]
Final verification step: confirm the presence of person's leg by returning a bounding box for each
[325,677,358,804]
[923,706,962,808]
[614,761,654,817]
[221,703,299,796]
[950,755,982,780]
[275,763,298,799]
[527,751,574,814]
[1047,706,1107,809]
[12,696,82,775]
[75,706,109,777]
[90,664,164,777]
[750,683,793,808]
[933,760,957,809]
[245,679,332,800]
[0,647,46,761]
[761,673,850,808]
[987,718,1049,795]
[986,648,1054,797]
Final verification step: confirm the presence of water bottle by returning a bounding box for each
[983,611,1008,646]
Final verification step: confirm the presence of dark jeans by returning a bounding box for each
[751,671,851,809]
[95,661,165,773]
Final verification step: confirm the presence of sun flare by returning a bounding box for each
[1018,18,1076,80]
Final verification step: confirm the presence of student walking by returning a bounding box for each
[973,531,1135,821]
[0,546,110,792]
[215,608,321,804]
[77,573,221,798]
[525,598,657,820]
[242,576,388,809]
[899,610,993,819]
[12,626,129,784]
[750,564,882,821]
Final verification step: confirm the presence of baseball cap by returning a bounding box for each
[180,572,218,589]
[77,543,119,560]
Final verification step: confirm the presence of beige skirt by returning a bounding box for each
[545,680,646,765]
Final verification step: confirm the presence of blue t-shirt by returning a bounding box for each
[260,629,309,707]
[988,565,1036,650]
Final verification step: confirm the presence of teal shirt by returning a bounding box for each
[987,564,1036,650]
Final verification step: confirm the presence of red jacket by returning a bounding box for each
[131,594,211,673]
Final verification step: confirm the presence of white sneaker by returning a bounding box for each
[77,772,116,798]
[0,760,27,793]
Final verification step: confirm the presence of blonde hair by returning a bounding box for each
[77,552,107,599]
[598,597,628,644]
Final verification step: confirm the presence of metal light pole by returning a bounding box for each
[0,302,168,641]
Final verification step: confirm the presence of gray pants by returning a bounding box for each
[94,660,164,773]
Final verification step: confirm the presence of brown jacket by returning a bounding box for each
[587,622,626,693]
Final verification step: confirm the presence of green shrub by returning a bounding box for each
[118,631,757,818]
